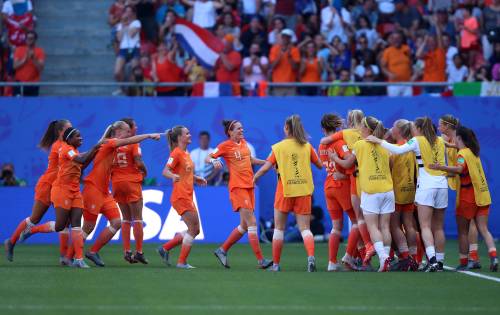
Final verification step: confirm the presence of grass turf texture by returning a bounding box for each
[1,241,499,315]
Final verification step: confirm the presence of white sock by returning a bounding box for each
[374,241,388,260]
[425,246,436,259]
[183,233,194,245]
[436,252,445,262]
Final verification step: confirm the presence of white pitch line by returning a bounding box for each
[444,266,500,283]
[0,304,499,313]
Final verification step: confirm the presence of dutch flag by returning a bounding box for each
[174,18,223,70]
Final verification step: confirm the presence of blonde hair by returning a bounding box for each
[363,116,385,139]
[347,109,365,129]
[166,125,185,151]
[285,115,308,145]
[414,117,437,146]
[100,121,128,141]
[394,119,412,140]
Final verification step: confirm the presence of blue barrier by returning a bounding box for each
[0,186,258,243]
[0,97,499,238]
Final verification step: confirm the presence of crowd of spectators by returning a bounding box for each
[1,0,45,96]
[108,0,500,96]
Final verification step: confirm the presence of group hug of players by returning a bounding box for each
[3,111,498,272]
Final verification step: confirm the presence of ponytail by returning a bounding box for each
[285,114,308,145]
[38,119,70,150]
[456,125,480,156]
[394,119,412,140]
[363,116,385,139]
[321,113,343,132]
[347,109,365,129]
[222,119,239,137]
[166,125,185,151]
[414,117,437,147]
[100,120,128,142]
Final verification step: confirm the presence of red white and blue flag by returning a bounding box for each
[174,18,223,70]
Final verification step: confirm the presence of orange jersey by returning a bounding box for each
[318,139,350,189]
[52,142,82,192]
[211,139,253,191]
[267,146,319,197]
[457,154,475,204]
[38,140,63,184]
[167,147,194,202]
[111,143,143,183]
[83,139,118,194]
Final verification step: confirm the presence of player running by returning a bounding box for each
[208,120,272,269]
[157,126,207,269]
[4,119,72,263]
[254,115,322,272]
[429,126,498,271]
[111,118,149,264]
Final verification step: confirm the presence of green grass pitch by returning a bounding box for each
[1,241,499,315]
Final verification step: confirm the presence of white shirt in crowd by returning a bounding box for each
[192,0,217,28]
[446,46,459,69]
[447,63,468,83]
[241,0,257,15]
[354,64,380,78]
[242,56,269,83]
[190,147,215,178]
[380,138,448,189]
[320,6,351,43]
[117,20,141,49]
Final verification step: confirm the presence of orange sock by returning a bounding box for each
[416,232,424,264]
[221,225,245,252]
[133,220,144,253]
[272,229,284,264]
[162,232,184,251]
[248,226,263,261]
[71,227,84,260]
[346,226,359,257]
[358,221,373,248]
[121,220,131,252]
[329,232,341,263]
[9,217,31,245]
[90,226,117,253]
[489,249,497,258]
[31,221,55,234]
[59,229,69,256]
[301,230,315,257]
[66,243,75,260]
[178,233,194,264]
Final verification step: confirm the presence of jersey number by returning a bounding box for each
[234,150,242,161]
[116,152,128,168]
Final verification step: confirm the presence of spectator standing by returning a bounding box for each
[393,0,421,38]
[156,0,186,24]
[442,33,459,68]
[159,10,176,47]
[108,0,127,52]
[2,0,35,47]
[220,12,243,51]
[327,68,360,96]
[215,34,242,94]
[447,54,469,84]
[268,16,296,46]
[481,0,500,60]
[190,131,218,184]
[152,43,189,96]
[459,7,481,69]
[242,43,269,83]
[182,0,225,30]
[114,6,141,88]
[417,19,446,93]
[299,41,322,96]
[381,31,412,96]
[355,14,379,49]
[430,9,456,46]
[240,16,268,56]
[269,29,300,96]
[13,30,44,96]
[320,3,352,43]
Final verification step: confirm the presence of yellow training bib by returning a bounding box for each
[458,148,491,206]
[353,140,393,194]
[391,145,416,204]
[272,139,314,197]
[342,128,363,150]
[415,136,446,176]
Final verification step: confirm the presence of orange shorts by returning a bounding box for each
[34,181,52,206]
[456,201,489,220]
[396,203,415,212]
[50,185,84,210]
[112,181,143,204]
[229,187,255,211]
[82,185,120,223]
[325,183,352,220]
[172,198,197,216]
[274,193,312,215]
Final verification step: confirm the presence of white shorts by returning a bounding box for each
[415,188,448,209]
[361,191,395,214]
[387,85,412,97]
